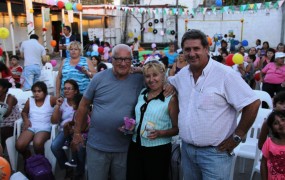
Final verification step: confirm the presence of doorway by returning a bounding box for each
[52,21,62,52]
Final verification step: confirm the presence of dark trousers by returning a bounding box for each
[1,126,13,149]
[127,141,171,180]
[262,83,285,97]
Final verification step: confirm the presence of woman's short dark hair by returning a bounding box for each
[266,48,276,62]
[10,55,19,61]
[159,56,169,69]
[91,55,101,64]
[64,79,79,93]
[273,91,285,107]
[267,110,285,139]
[31,81,48,95]
[73,93,83,109]
[0,79,12,93]
[0,62,10,74]
[97,63,108,72]
[256,39,261,45]
[181,29,208,49]
[263,41,270,48]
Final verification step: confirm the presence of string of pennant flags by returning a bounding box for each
[103,0,284,16]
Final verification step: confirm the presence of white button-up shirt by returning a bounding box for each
[169,59,258,146]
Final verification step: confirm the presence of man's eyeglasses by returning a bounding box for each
[63,87,74,91]
[112,57,132,63]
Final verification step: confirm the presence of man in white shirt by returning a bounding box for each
[168,29,261,179]
[20,34,46,90]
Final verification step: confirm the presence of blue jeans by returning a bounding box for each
[181,141,233,180]
[23,64,41,91]
[86,145,127,180]
[51,131,86,176]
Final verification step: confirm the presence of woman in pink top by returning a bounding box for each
[261,110,285,180]
[256,48,275,71]
[261,52,285,97]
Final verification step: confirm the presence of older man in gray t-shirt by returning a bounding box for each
[72,44,144,180]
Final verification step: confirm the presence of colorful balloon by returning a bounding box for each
[65,2,72,10]
[86,51,91,56]
[57,1,64,9]
[226,54,234,66]
[216,0,222,6]
[76,3,83,11]
[207,37,212,46]
[0,48,2,56]
[254,71,261,81]
[91,51,98,56]
[98,47,104,55]
[0,157,11,180]
[50,59,57,67]
[72,3,78,11]
[0,27,10,39]
[233,53,244,64]
[241,40,249,46]
[50,40,57,47]
[234,40,239,46]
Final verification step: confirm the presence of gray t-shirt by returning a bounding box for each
[20,39,46,67]
[84,69,144,152]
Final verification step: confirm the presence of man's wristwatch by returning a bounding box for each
[232,133,242,143]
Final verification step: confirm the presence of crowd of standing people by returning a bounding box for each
[0,25,284,180]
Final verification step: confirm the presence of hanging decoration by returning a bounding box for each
[57,1,65,9]
[65,2,73,10]
[76,3,83,11]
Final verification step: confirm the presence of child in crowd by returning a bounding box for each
[261,110,285,180]
[96,63,108,72]
[258,91,285,150]
[5,53,23,88]
[90,55,101,72]
[15,81,57,159]
[103,42,110,61]
[63,93,89,178]
[132,37,140,61]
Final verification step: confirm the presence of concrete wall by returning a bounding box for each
[125,8,283,49]
[0,4,283,52]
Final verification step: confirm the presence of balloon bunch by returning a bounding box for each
[57,1,83,11]
[226,53,244,66]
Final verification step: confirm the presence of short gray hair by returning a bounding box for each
[112,44,133,57]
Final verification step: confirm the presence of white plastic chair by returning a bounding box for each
[8,88,23,100]
[253,90,273,109]
[40,63,55,94]
[17,91,33,110]
[250,144,262,180]
[232,108,271,174]
[5,118,58,174]
[51,71,58,95]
